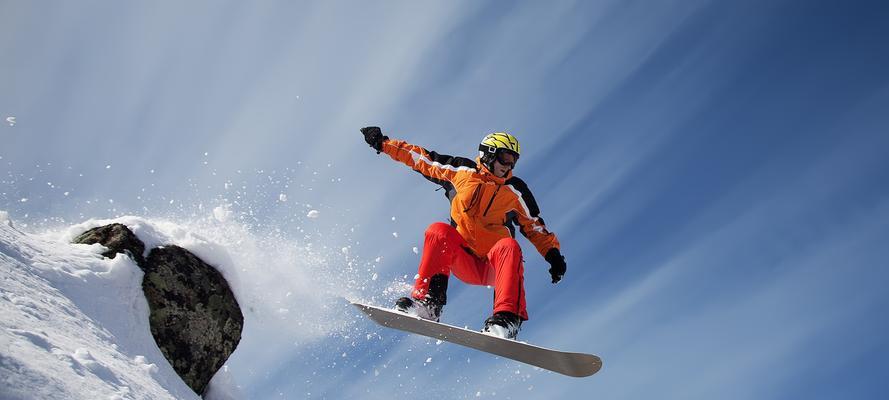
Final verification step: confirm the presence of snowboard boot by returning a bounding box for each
[394,296,443,322]
[395,274,448,322]
[482,311,523,339]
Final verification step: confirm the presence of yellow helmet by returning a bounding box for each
[479,132,520,171]
[480,132,521,155]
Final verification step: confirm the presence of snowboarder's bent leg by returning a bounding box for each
[412,222,495,303]
[412,223,467,302]
[487,237,528,321]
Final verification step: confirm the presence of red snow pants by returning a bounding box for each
[411,222,528,320]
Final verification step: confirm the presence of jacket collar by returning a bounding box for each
[475,157,511,183]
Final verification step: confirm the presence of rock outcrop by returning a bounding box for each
[143,245,243,395]
[73,224,243,397]
[73,223,146,266]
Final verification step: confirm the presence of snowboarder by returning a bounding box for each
[360,127,567,339]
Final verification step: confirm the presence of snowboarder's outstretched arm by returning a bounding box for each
[505,177,567,283]
[360,126,475,185]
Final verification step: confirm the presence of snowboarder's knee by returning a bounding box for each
[490,237,521,254]
[425,222,456,238]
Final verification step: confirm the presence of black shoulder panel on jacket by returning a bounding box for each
[418,150,475,201]
[505,176,541,218]
[425,151,477,170]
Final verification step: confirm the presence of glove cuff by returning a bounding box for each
[375,136,389,152]
[545,248,562,263]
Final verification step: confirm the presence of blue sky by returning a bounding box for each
[3,0,889,398]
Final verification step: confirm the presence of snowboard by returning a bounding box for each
[352,302,602,377]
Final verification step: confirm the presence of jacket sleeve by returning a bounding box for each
[380,139,476,185]
[506,178,561,257]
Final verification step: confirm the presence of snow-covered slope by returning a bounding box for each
[0,211,371,399]
[0,216,200,399]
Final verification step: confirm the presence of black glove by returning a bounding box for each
[545,248,567,284]
[360,126,388,153]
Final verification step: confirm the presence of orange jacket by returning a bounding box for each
[381,138,560,259]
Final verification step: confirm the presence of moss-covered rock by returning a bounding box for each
[143,245,243,396]
[72,224,243,397]
[73,223,146,267]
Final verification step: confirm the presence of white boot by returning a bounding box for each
[394,297,443,322]
[482,312,522,339]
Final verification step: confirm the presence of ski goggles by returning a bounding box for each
[495,152,517,168]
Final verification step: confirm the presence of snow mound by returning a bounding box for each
[0,220,199,399]
[1,213,368,399]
